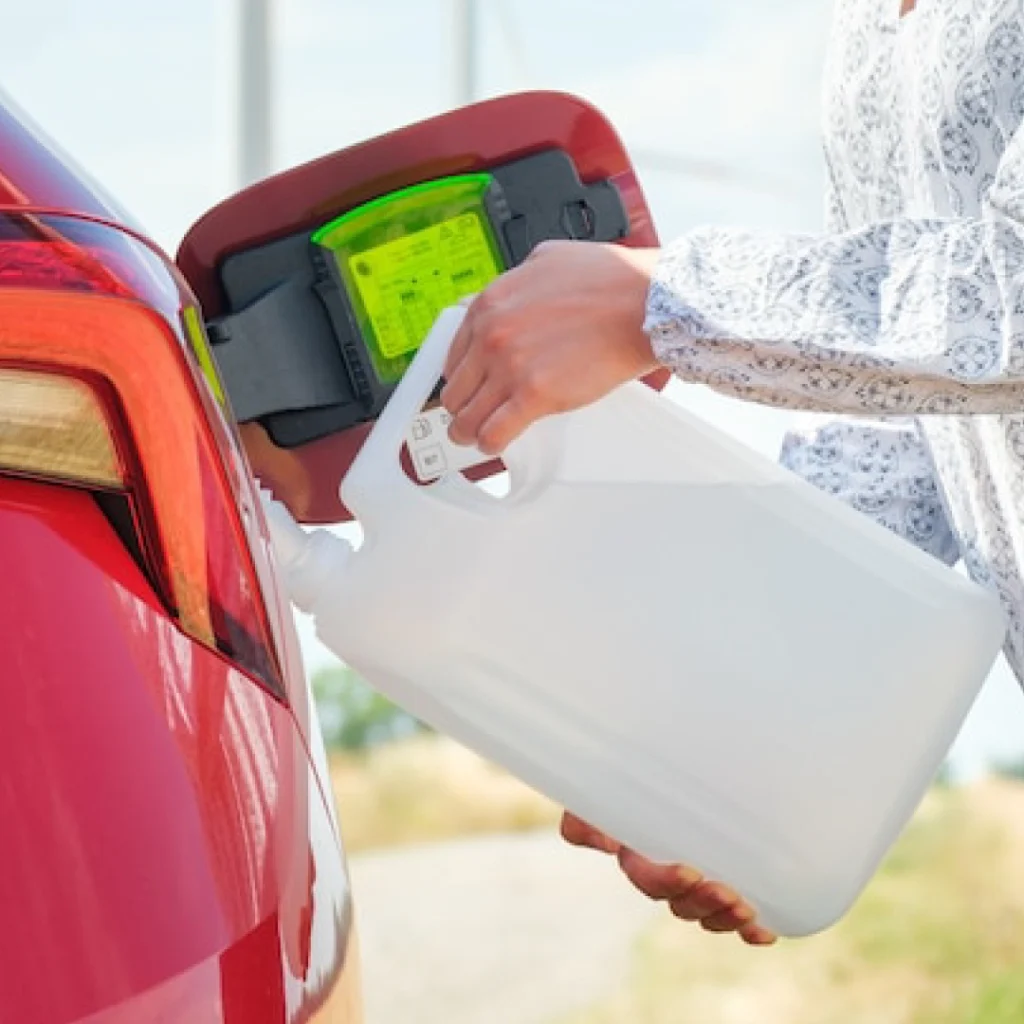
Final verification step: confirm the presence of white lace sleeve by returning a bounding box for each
[644,126,1024,416]
[779,418,960,565]
[772,181,960,564]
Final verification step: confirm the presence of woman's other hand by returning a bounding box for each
[560,812,778,946]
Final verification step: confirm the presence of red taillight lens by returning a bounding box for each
[0,212,282,696]
[0,236,135,298]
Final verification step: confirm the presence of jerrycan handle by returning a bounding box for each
[342,304,477,519]
[342,303,568,523]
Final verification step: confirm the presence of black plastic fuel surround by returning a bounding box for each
[206,148,629,448]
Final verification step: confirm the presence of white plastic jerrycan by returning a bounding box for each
[265,306,1006,937]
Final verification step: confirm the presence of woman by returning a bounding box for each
[441,0,1024,945]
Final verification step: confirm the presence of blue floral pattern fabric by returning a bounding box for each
[778,415,962,564]
[644,0,1024,678]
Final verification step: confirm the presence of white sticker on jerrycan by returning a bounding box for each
[402,292,488,483]
[405,405,489,482]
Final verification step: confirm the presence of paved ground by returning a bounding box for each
[349,831,659,1024]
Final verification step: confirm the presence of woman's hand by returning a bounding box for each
[441,240,662,455]
[560,812,778,946]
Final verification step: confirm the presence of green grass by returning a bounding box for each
[950,971,1024,1024]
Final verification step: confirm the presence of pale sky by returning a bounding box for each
[4,0,1022,776]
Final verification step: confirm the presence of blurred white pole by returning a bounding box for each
[453,0,477,106]
[238,0,273,186]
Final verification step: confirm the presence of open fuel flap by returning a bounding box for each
[177,91,665,523]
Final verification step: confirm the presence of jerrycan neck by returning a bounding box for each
[260,488,354,615]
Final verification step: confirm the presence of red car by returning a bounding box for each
[0,99,362,1024]
[0,88,657,1022]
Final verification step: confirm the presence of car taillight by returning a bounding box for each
[0,213,283,696]
[0,368,121,487]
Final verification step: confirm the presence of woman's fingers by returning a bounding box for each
[696,902,756,933]
[559,813,621,854]
[738,923,779,946]
[440,341,487,427]
[442,296,480,382]
[557,815,778,945]
[442,288,512,418]
[617,848,703,901]
[622,850,777,942]
[667,881,741,921]
[446,377,510,447]
[475,397,535,455]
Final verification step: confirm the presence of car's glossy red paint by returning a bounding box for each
[0,95,360,1023]
[0,478,355,1024]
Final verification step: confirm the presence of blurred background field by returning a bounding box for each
[317,663,560,853]
[558,779,1024,1024]
[323,663,1024,1023]
[330,735,560,853]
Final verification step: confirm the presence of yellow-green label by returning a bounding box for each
[347,211,501,360]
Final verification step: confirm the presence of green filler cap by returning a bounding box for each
[312,174,506,384]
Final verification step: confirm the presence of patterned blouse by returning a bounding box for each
[645,0,1024,682]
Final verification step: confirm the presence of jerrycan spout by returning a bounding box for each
[259,488,353,615]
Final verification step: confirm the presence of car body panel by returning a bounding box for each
[0,478,356,1024]
[0,91,360,1022]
